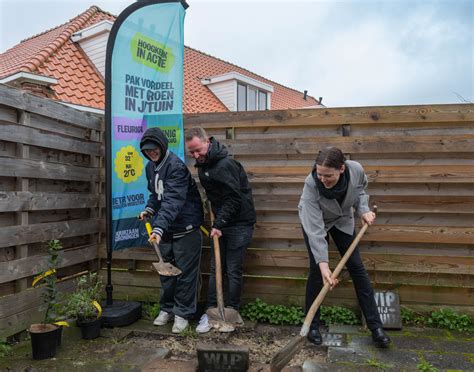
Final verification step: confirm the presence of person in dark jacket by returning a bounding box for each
[139,127,203,333]
[185,127,256,333]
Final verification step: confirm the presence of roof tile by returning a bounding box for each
[0,6,318,112]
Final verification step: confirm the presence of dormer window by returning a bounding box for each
[237,83,268,111]
[201,72,273,112]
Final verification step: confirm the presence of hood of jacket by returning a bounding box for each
[140,127,169,162]
[195,137,228,167]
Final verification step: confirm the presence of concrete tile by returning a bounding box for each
[423,351,474,371]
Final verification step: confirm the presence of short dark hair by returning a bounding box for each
[185,127,208,142]
[315,147,346,169]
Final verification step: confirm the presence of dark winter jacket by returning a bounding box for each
[195,137,256,229]
[140,127,203,241]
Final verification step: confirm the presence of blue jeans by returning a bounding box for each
[302,226,383,330]
[207,225,253,310]
[159,229,202,319]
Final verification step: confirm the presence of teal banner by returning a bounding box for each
[106,1,187,251]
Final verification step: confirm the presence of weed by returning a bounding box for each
[179,326,198,339]
[241,298,359,326]
[365,358,392,371]
[427,308,473,332]
[401,307,426,326]
[417,356,438,372]
[0,342,12,358]
[142,302,161,321]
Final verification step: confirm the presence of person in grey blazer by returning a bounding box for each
[298,147,391,348]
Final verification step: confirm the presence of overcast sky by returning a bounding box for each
[1,0,472,107]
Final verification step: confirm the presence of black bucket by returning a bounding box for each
[77,318,101,340]
[55,325,63,346]
[29,324,59,360]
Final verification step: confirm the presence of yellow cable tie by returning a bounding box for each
[32,268,56,287]
[92,300,102,318]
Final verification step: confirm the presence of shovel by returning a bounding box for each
[143,218,182,277]
[205,206,243,332]
[270,206,377,372]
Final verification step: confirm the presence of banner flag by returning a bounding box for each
[106,0,187,251]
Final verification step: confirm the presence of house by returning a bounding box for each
[0,6,321,114]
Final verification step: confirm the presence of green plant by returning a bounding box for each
[320,305,358,325]
[241,299,359,326]
[427,308,473,332]
[365,358,392,371]
[142,302,160,320]
[417,356,438,372]
[401,307,426,326]
[241,298,304,325]
[179,326,198,339]
[65,272,103,321]
[0,342,12,358]
[33,240,64,324]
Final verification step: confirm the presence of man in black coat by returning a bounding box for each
[139,127,203,333]
[185,127,256,333]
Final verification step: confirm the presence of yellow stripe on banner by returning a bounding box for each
[32,268,56,287]
[54,321,70,327]
[92,300,102,318]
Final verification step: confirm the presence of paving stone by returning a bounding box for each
[328,325,364,335]
[391,336,438,351]
[328,347,370,364]
[423,351,474,371]
[116,344,170,365]
[142,358,198,371]
[248,363,301,371]
[432,339,474,354]
[321,333,347,347]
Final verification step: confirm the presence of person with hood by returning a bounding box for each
[185,127,256,333]
[139,127,203,333]
[298,146,391,348]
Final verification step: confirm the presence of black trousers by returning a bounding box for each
[159,229,202,319]
[207,225,254,310]
[302,226,382,330]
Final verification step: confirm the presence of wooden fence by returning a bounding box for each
[1,83,473,339]
[0,84,104,339]
[102,104,474,318]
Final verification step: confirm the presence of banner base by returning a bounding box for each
[101,300,142,327]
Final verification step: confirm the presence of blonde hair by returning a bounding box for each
[185,127,208,141]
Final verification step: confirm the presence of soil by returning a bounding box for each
[126,324,327,367]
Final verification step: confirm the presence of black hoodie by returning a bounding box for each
[140,127,203,240]
[195,137,256,229]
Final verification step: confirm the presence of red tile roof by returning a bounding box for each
[0,6,319,112]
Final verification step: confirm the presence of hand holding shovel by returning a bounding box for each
[142,215,182,277]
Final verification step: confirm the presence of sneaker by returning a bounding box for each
[196,314,212,334]
[153,311,171,326]
[172,315,189,333]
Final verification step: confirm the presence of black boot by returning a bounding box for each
[307,328,322,345]
[371,327,391,348]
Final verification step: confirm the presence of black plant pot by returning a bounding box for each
[29,324,59,360]
[77,318,101,340]
[55,325,63,346]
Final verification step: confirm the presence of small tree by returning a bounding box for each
[33,239,63,324]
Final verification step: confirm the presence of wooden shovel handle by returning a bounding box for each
[300,206,376,336]
[209,207,226,319]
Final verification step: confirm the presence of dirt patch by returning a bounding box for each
[126,324,327,367]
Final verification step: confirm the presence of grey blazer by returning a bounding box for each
[298,160,371,264]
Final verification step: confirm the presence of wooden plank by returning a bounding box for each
[245,165,474,184]
[0,84,102,130]
[185,104,474,128]
[0,191,100,212]
[253,222,474,245]
[0,219,102,248]
[0,121,102,155]
[0,244,98,284]
[224,135,474,155]
[0,157,101,181]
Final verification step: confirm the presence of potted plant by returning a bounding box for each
[65,272,103,339]
[29,239,68,360]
